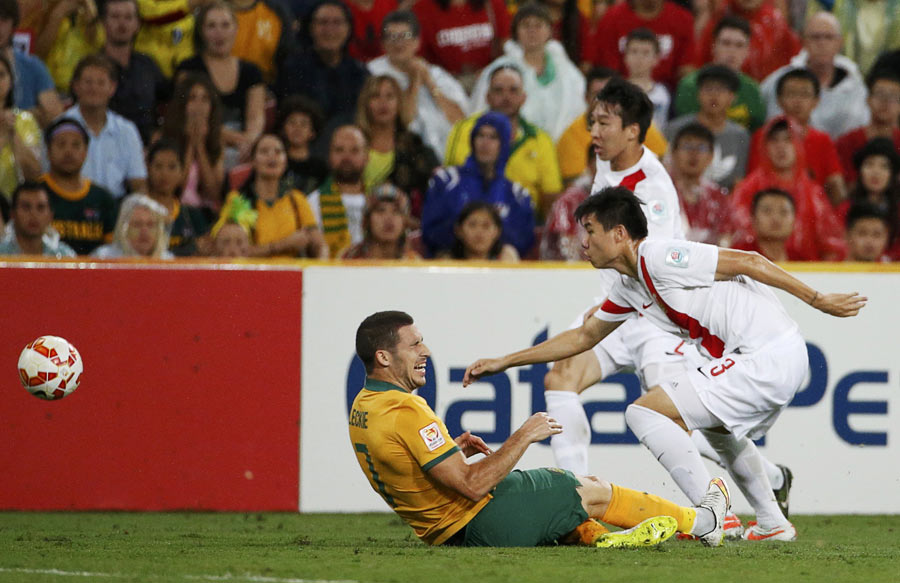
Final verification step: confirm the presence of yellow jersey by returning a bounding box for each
[348,379,489,545]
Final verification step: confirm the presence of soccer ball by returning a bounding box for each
[18,336,83,400]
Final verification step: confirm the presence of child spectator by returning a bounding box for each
[145,139,210,257]
[91,193,173,258]
[668,122,733,245]
[844,202,892,262]
[732,188,800,262]
[0,53,41,201]
[339,183,421,259]
[446,200,519,262]
[623,28,670,132]
[277,96,329,196]
[158,73,226,215]
[213,221,251,258]
[732,116,846,260]
[667,64,749,191]
[836,70,900,185]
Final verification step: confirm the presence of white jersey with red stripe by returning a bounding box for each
[595,239,799,359]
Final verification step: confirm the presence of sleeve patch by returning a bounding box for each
[665,246,690,268]
[647,199,669,223]
[418,422,446,452]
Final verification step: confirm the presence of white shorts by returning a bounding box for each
[567,306,703,387]
[660,330,808,440]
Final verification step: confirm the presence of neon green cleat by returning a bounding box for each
[595,516,678,549]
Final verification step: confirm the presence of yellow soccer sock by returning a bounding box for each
[601,483,697,534]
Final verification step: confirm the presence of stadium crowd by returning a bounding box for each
[1,0,899,262]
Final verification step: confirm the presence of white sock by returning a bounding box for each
[545,390,590,475]
[701,430,787,529]
[690,507,716,537]
[693,429,785,490]
[624,404,710,505]
[765,458,784,490]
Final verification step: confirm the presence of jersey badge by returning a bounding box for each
[419,422,446,452]
[648,200,668,223]
[665,246,690,268]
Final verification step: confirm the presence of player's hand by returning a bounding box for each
[812,292,867,317]
[519,412,563,443]
[463,357,506,386]
[454,431,493,457]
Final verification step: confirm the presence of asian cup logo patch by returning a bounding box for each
[665,247,690,268]
[419,422,446,451]
[648,200,668,223]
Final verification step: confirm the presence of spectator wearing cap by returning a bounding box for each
[469,1,586,142]
[835,69,900,185]
[367,10,469,159]
[666,64,749,191]
[423,111,535,257]
[39,118,117,255]
[836,137,900,258]
[844,202,893,262]
[62,54,147,199]
[760,12,869,140]
[674,14,765,131]
[339,183,421,259]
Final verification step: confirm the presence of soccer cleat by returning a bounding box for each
[742,522,797,542]
[698,477,731,547]
[595,516,678,548]
[723,513,744,539]
[773,464,793,519]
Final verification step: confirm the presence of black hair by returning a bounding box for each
[776,68,820,98]
[277,94,326,140]
[751,188,795,213]
[301,0,354,51]
[713,14,751,40]
[765,117,791,140]
[512,1,552,42]
[72,54,118,85]
[11,181,47,209]
[356,311,415,374]
[0,0,19,28]
[434,0,487,11]
[697,64,740,94]
[866,68,900,92]
[44,118,90,148]
[574,186,649,239]
[0,52,13,108]
[101,0,139,19]
[853,137,900,177]
[147,138,185,165]
[846,201,891,231]
[380,9,420,38]
[625,27,659,53]
[450,201,505,259]
[673,122,715,150]
[592,78,653,142]
[847,138,900,240]
[585,66,619,86]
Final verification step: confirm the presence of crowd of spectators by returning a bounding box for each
[0,0,899,263]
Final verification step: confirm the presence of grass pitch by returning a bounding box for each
[1,513,898,583]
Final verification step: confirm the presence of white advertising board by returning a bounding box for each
[300,265,899,514]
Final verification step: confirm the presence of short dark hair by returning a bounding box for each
[72,54,118,85]
[512,1,552,42]
[713,14,751,40]
[276,94,325,139]
[752,188,795,213]
[673,122,715,150]
[697,64,740,93]
[866,68,900,92]
[101,0,139,19]
[574,186,649,239]
[489,63,524,85]
[846,201,890,231]
[146,138,185,166]
[585,66,619,86]
[776,68,820,98]
[381,9,420,37]
[765,117,791,140]
[625,27,659,53]
[356,311,415,374]
[0,0,19,27]
[11,181,47,209]
[592,78,653,142]
[44,118,90,148]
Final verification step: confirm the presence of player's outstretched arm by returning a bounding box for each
[427,412,563,501]
[463,316,623,386]
[715,249,867,317]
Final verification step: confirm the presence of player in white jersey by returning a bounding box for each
[465,187,866,542]
[545,79,788,532]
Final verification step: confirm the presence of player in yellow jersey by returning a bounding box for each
[349,311,732,548]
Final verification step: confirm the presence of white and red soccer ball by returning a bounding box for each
[18,336,83,400]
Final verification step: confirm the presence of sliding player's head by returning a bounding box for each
[574,186,648,268]
[356,311,430,390]
[589,78,652,164]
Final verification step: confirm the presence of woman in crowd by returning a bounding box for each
[175,1,265,165]
[446,201,519,262]
[0,54,41,201]
[145,139,210,257]
[339,183,420,259]
[355,75,439,218]
[158,73,226,216]
[214,134,327,258]
[91,193,173,259]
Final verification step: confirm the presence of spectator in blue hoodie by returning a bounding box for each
[422,111,536,257]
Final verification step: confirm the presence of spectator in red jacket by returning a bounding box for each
[836,69,900,185]
[732,116,846,260]
[731,188,802,262]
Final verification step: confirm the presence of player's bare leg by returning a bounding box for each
[544,351,603,474]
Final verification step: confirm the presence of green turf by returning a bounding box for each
[1,513,898,583]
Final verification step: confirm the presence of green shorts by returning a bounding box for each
[459,468,588,547]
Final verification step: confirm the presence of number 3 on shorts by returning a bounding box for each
[710,358,736,377]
